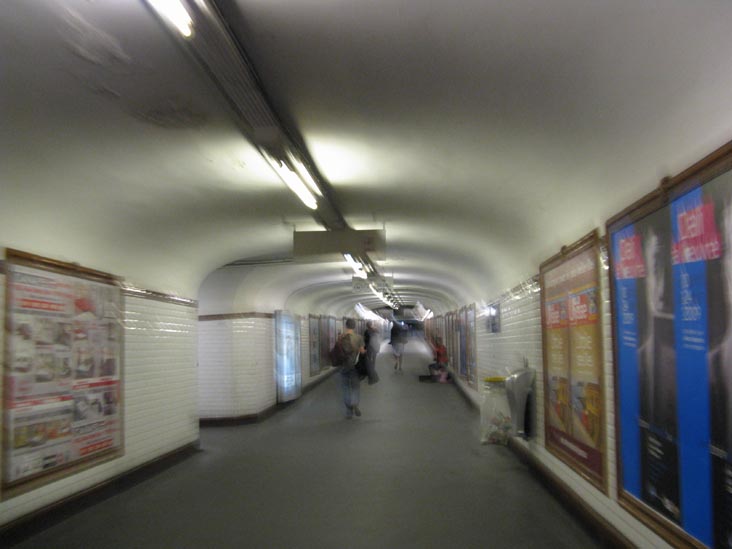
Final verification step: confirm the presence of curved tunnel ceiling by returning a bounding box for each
[3,0,732,318]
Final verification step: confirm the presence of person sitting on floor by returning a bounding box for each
[428,336,449,381]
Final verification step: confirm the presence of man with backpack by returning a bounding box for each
[337,319,366,419]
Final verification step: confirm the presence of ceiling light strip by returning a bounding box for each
[147,0,194,37]
[265,155,317,210]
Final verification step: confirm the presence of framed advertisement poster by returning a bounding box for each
[443,313,449,362]
[318,316,330,368]
[458,307,467,378]
[541,231,605,491]
[318,316,337,367]
[328,316,336,365]
[450,311,458,375]
[607,141,732,548]
[309,315,320,376]
[3,249,124,492]
[466,304,477,388]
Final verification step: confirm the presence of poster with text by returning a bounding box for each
[541,233,604,488]
[3,259,123,486]
[609,156,732,547]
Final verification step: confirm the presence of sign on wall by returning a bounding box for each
[275,310,302,403]
[540,231,605,491]
[3,250,123,488]
[608,141,732,548]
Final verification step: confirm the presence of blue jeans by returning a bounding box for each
[340,369,361,414]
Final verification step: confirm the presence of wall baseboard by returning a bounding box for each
[451,373,480,410]
[199,368,338,426]
[199,406,278,426]
[451,376,633,548]
[508,439,633,548]
[0,442,199,544]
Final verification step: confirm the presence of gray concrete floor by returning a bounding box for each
[9,339,601,548]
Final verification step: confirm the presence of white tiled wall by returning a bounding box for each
[462,272,673,548]
[0,294,199,526]
[197,319,236,417]
[198,316,276,418]
[122,296,199,460]
[232,317,275,414]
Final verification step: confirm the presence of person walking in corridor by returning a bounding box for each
[340,319,365,418]
[390,321,407,372]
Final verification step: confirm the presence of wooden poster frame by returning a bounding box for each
[2,249,125,499]
[308,314,320,377]
[606,140,732,549]
[540,230,607,493]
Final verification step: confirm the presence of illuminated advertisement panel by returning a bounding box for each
[275,310,302,403]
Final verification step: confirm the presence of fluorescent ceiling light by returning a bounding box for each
[369,283,396,308]
[344,253,367,278]
[148,0,194,37]
[265,155,317,210]
[355,303,385,321]
[288,153,323,197]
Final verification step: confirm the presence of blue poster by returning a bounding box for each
[611,173,732,547]
[613,210,681,523]
[612,226,642,498]
[671,189,714,544]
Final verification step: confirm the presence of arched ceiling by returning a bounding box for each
[3,0,732,317]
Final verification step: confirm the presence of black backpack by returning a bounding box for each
[330,333,354,366]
